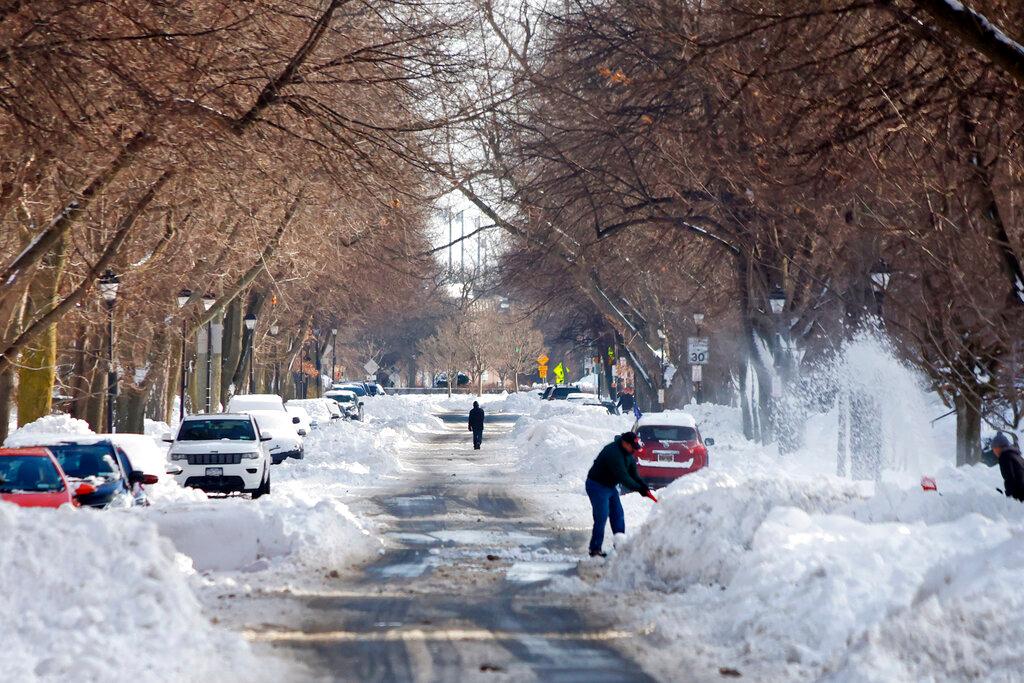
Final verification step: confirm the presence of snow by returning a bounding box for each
[3,413,94,446]
[0,502,276,682]
[635,410,696,429]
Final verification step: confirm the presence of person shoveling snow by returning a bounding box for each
[584,431,656,558]
[991,431,1024,502]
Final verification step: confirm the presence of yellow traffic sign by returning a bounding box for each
[537,354,549,365]
[538,364,548,379]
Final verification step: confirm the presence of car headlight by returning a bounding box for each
[241,451,260,459]
[170,452,188,461]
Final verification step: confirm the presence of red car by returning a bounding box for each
[0,447,95,508]
[631,412,714,489]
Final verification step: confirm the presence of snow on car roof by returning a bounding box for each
[636,411,697,428]
[325,389,356,397]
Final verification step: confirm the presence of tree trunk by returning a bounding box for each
[16,237,66,425]
[115,384,147,433]
[165,334,183,424]
[0,367,14,442]
[85,362,105,431]
[210,312,224,411]
[221,298,242,401]
[955,393,982,466]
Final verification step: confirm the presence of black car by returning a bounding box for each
[434,372,470,388]
[548,386,582,400]
[28,438,153,508]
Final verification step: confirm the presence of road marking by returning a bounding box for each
[244,627,640,644]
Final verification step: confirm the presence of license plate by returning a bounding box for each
[658,453,675,463]
[205,467,224,477]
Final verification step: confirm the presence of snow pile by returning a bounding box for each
[602,466,1024,680]
[507,399,632,486]
[147,495,379,572]
[4,413,94,446]
[0,502,269,682]
[605,473,866,591]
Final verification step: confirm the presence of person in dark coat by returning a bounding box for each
[991,432,1024,502]
[584,432,654,557]
[615,390,636,415]
[468,401,485,450]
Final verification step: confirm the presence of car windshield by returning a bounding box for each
[638,425,698,442]
[0,455,64,493]
[178,419,255,441]
[328,393,354,404]
[47,443,119,481]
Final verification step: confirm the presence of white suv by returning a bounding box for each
[166,414,271,498]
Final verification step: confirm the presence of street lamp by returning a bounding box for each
[98,269,120,433]
[870,259,892,319]
[768,286,787,315]
[202,293,216,412]
[176,288,192,423]
[244,312,257,392]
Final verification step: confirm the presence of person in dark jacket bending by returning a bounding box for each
[991,432,1024,502]
[585,432,654,557]
[468,401,485,450]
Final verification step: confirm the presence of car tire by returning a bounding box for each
[251,471,270,499]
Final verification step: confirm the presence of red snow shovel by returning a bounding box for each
[644,490,658,503]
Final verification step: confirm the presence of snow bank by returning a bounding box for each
[602,464,1024,680]
[0,503,269,682]
[4,414,94,446]
[147,496,378,572]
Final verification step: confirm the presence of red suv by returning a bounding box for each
[0,447,95,508]
[631,413,714,489]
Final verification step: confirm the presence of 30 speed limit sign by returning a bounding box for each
[687,337,709,365]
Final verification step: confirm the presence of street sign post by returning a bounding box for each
[687,337,709,365]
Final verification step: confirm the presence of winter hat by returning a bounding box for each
[620,431,641,448]
[991,432,1013,450]
[473,401,479,408]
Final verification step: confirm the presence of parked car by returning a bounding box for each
[547,386,582,400]
[165,414,271,497]
[0,447,96,508]
[325,389,363,420]
[284,405,312,437]
[248,410,304,463]
[368,382,387,396]
[337,382,368,398]
[286,398,342,429]
[7,435,156,508]
[539,386,554,399]
[227,393,287,414]
[434,372,470,388]
[630,412,714,489]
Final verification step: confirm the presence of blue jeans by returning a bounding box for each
[586,478,624,553]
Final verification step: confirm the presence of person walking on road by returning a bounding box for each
[585,432,656,557]
[615,390,636,416]
[468,401,485,450]
[991,432,1024,502]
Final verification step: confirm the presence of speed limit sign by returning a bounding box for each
[687,337,709,365]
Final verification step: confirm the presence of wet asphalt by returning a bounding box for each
[241,412,657,682]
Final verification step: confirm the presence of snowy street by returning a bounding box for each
[222,410,652,681]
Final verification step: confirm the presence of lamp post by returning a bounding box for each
[769,285,787,367]
[244,312,257,393]
[98,269,120,433]
[870,259,892,320]
[270,323,280,393]
[176,288,192,423]
[202,292,216,412]
[331,327,338,386]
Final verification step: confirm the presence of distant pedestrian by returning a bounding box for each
[991,432,1024,502]
[468,401,485,450]
[584,432,656,557]
[615,390,635,416]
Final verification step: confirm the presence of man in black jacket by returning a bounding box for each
[991,432,1024,502]
[468,401,485,450]
[584,432,655,557]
